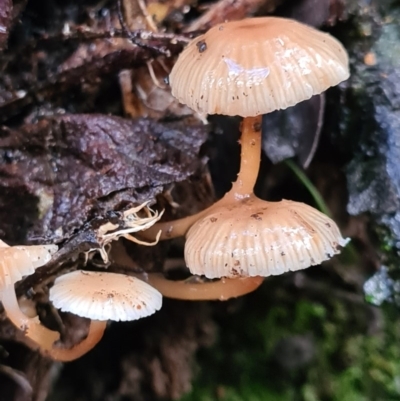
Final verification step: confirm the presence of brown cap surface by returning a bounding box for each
[185,197,349,278]
[170,17,349,117]
[0,243,58,289]
[50,270,162,321]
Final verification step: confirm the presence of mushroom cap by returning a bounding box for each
[169,17,349,117]
[0,244,58,288]
[49,270,162,321]
[185,197,349,278]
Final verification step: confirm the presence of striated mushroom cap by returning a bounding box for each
[50,270,162,321]
[0,244,58,289]
[185,197,349,278]
[170,17,349,117]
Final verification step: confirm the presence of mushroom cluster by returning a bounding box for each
[142,17,350,287]
[0,16,351,363]
[0,245,163,362]
[0,203,165,361]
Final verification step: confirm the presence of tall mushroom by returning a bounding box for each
[0,241,60,350]
[143,17,349,241]
[48,270,162,361]
[140,17,350,280]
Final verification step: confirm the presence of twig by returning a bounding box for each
[15,28,191,52]
[117,0,189,56]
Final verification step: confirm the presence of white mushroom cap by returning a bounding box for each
[185,197,350,278]
[170,17,349,117]
[49,270,162,321]
[0,244,58,288]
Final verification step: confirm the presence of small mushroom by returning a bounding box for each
[143,17,349,240]
[0,241,60,350]
[48,270,162,361]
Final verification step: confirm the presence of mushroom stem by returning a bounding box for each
[110,242,263,301]
[140,115,262,240]
[46,320,107,362]
[142,273,263,301]
[225,115,262,199]
[1,285,60,350]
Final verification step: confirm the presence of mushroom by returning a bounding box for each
[0,241,60,350]
[185,199,350,278]
[48,270,162,361]
[140,17,350,281]
[142,17,349,240]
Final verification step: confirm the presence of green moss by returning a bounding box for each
[181,283,400,401]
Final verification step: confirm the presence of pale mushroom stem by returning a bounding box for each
[223,115,262,200]
[143,273,264,301]
[141,115,263,240]
[1,285,60,350]
[46,320,107,362]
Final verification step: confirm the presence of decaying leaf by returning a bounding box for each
[0,114,208,244]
